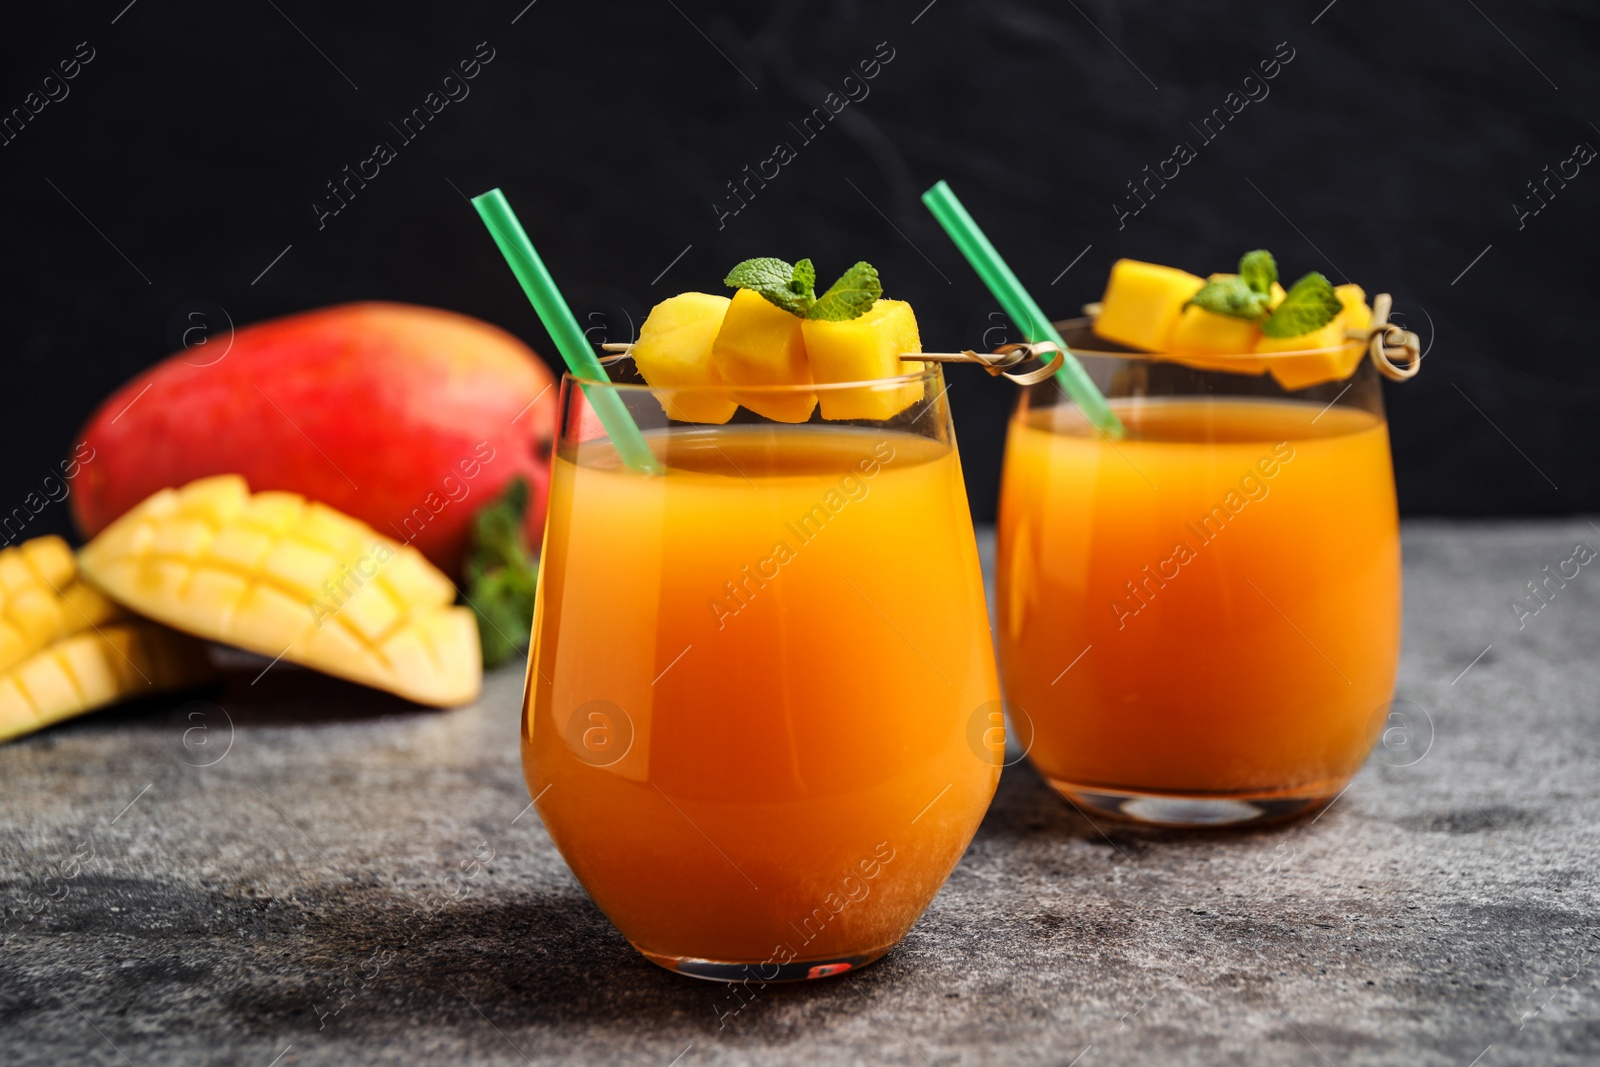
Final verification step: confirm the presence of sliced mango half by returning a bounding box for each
[0,536,122,675]
[0,620,215,743]
[78,475,481,707]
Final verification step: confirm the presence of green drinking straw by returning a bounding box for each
[470,187,663,475]
[921,180,1125,438]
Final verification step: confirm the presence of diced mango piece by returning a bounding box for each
[631,293,738,424]
[1257,315,1364,392]
[711,288,816,423]
[1095,259,1205,352]
[1164,306,1268,376]
[1336,284,1371,333]
[1168,305,1262,356]
[801,299,926,421]
[1255,317,1346,356]
[0,536,123,676]
[0,620,215,743]
[79,475,481,707]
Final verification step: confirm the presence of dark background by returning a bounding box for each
[4,0,1597,532]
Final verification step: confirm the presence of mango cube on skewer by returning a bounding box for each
[1335,284,1371,333]
[1094,259,1205,352]
[1169,305,1260,356]
[631,293,738,424]
[78,475,481,707]
[802,299,926,421]
[1258,306,1364,393]
[711,288,817,423]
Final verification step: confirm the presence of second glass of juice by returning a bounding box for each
[998,322,1400,826]
[524,360,1000,980]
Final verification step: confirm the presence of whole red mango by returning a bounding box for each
[72,302,557,578]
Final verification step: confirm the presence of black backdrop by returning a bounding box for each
[4,0,1597,533]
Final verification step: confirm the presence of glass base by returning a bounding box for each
[1048,778,1340,827]
[638,946,890,983]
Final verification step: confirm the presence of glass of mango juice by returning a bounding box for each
[998,260,1402,827]
[522,341,1001,980]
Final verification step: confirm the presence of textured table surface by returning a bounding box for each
[3,520,1598,1067]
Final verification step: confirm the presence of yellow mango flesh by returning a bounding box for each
[0,535,123,676]
[631,292,738,424]
[0,620,215,743]
[801,299,926,421]
[1170,312,1257,354]
[711,288,816,423]
[1336,284,1371,332]
[78,475,481,707]
[1257,315,1363,392]
[1095,259,1204,352]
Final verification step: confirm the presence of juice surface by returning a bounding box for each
[525,425,999,968]
[997,397,1400,797]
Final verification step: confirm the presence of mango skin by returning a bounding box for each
[70,303,556,579]
[631,293,738,424]
[78,475,481,708]
[1095,259,1205,352]
[711,289,817,423]
[802,299,927,421]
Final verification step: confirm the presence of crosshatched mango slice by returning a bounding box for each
[78,475,481,707]
[0,535,123,676]
[0,620,215,743]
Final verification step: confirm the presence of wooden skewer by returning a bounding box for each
[598,342,1064,385]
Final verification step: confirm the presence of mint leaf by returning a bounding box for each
[791,258,816,299]
[1260,272,1344,338]
[806,261,881,321]
[724,257,793,293]
[464,476,539,669]
[1239,249,1277,296]
[724,257,814,316]
[1185,275,1271,321]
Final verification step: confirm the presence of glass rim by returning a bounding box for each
[565,359,941,394]
[1051,316,1356,360]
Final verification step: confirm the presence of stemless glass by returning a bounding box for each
[523,358,1000,981]
[997,321,1401,826]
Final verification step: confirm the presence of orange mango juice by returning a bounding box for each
[998,398,1400,800]
[524,426,999,973]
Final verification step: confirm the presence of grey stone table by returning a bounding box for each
[3,521,1598,1067]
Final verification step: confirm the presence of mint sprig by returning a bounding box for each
[1260,272,1344,338]
[464,476,539,669]
[1182,249,1343,338]
[808,262,881,321]
[724,258,815,316]
[1186,276,1272,321]
[1185,248,1280,321]
[723,258,882,321]
[1239,249,1277,297]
